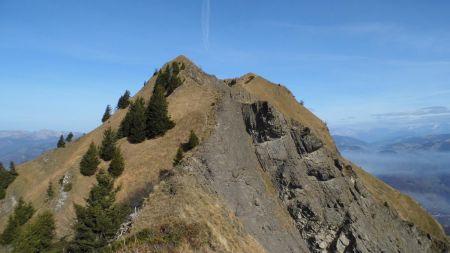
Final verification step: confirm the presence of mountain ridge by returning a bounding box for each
[333,133,450,153]
[0,55,448,252]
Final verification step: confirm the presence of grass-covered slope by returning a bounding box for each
[230,73,447,242]
[0,55,447,252]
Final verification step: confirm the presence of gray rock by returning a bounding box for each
[180,68,448,253]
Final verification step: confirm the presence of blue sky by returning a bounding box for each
[1,0,449,134]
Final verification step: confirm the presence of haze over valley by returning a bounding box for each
[333,130,450,234]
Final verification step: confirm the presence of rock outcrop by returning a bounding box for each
[183,72,448,252]
[1,56,448,253]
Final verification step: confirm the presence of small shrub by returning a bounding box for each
[173,147,184,166]
[227,79,236,87]
[159,169,175,181]
[184,130,199,151]
[47,182,55,200]
[58,175,65,185]
[63,182,72,192]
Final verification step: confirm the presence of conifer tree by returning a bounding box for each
[102,105,112,123]
[100,127,117,161]
[66,132,74,142]
[146,85,175,139]
[173,147,184,166]
[57,135,65,148]
[47,181,54,200]
[69,171,129,252]
[80,142,100,176]
[119,97,147,143]
[117,109,131,139]
[12,211,55,253]
[154,63,183,96]
[108,148,125,177]
[0,198,35,245]
[186,130,199,150]
[0,162,17,199]
[117,90,131,109]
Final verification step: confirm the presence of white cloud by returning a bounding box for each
[373,106,450,120]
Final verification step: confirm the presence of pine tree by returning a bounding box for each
[154,63,183,96]
[117,107,131,139]
[69,171,129,252]
[9,161,17,176]
[146,85,175,139]
[80,142,100,176]
[0,162,17,199]
[120,97,147,143]
[102,105,112,123]
[12,211,55,253]
[108,148,125,177]
[173,147,184,166]
[57,135,65,148]
[0,198,35,245]
[100,127,117,161]
[47,181,55,200]
[186,130,199,150]
[117,90,131,109]
[66,132,74,142]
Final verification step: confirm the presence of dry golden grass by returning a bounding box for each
[0,56,217,237]
[351,162,447,241]
[235,73,447,242]
[1,55,446,250]
[128,172,267,253]
[232,73,337,152]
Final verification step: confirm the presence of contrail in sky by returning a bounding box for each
[202,0,210,50]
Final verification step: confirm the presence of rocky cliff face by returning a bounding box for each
[181,69,448,252]
[1,56,448,253]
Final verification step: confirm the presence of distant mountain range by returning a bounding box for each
[333,133,450,153]
[333,133,450,235]
[0,130,80,165]
[332,122,450,143]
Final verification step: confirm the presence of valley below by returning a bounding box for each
[335,135,450,235]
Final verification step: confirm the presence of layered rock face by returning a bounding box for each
[241,102,445,252]
[181,63,448,252]
[1,56,448,253]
